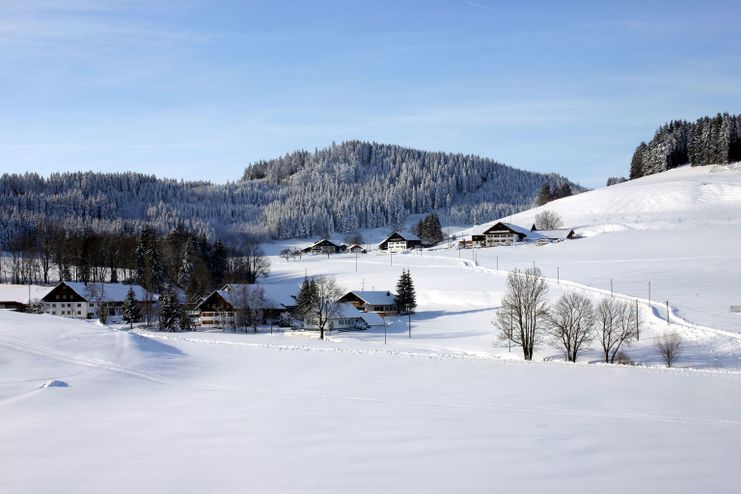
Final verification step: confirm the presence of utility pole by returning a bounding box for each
[384,317,387,344]
[635,299,639,341]
[408,312,411,339]
[666,301,670,325]
[648,281,652,308]
[390,250,393,266]
[496,256,499,270]
[610,279,613,298]
[355,251,358,273]
[557,267,560,284]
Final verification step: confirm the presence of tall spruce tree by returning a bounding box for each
[415,213,444,246]
[395,269,417,315]
[159,292,180,332]
[294,277,318,322]
[122,287,142,330]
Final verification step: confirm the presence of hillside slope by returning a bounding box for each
[447,163,741,333]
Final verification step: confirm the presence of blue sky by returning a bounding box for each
[1,0,739,187]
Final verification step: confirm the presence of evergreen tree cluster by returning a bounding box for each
[395,269,417,315]
[414,213,444,246]
[630,113,741,179]
[0,141,581,244]
[533,182,573,207]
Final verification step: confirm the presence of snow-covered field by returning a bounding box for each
[2,164,741,492]
[1,311,740,493]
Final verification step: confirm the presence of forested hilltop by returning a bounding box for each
[630,113,741,179]
[1,141,578,244]
[244,141,578,237]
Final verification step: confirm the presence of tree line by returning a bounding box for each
[0,222,270,304]
[630,113,741,179]
[495,268,681,367]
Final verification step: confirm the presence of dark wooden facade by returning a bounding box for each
[302,239,342,255]
[378,232,422,251]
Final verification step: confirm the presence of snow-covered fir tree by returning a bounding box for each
[159,292,180,332]
[122,287,142,329]
[395,269,417,315]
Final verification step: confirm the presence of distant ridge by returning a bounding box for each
[0,141,580,242]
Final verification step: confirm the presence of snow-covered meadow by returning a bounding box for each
[1,311,741,493]
[2,164,741,492]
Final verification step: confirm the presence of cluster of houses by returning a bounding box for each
[0,280,401,333]
[301,231,423,256]
[1,222,577,330]
[458,222,576,248]
[301,223,576,258]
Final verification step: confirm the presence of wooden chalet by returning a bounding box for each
[467,222,530,248]
[337,290,399,317]
[41,282,156,320]
[303,303,384,331]
[377,231,422,252]
[347,244,366,254]
[196,283,296,330]
[301,239,342,255]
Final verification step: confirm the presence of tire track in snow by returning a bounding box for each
[0,334,230,391]
[3,333,739,428]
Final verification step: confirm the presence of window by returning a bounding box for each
[77,303,81,307]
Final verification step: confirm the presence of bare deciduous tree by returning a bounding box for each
[656,331,682,368]
[494,268,549,360]
[595,297,640,363]
[310,276,344,340]
[279,248,293,262]
[534,210,563,230]
[547,292,594,362]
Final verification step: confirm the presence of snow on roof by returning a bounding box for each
[0,284,53,304]
[378,230,420,246]
[466,222,544,240]
[221,283,297,308]
[344,290,397,306]
[333,303,365,319]
[60,282,158,303]
[536,229,574,240]
[359,311,385,326]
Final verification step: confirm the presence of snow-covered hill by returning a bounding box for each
[445,164,741,335]
[2,164,741,492]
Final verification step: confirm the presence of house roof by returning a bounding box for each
[536,229,575,241]
[341,290,397,306]
[330,303,383,326]
[44,282,157,303]
[219,283,298,309]
[333,302,366,319]
[359,311,385,326]
[377,231,421,247]
[310,238,339,247]
[0,284,53,304]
